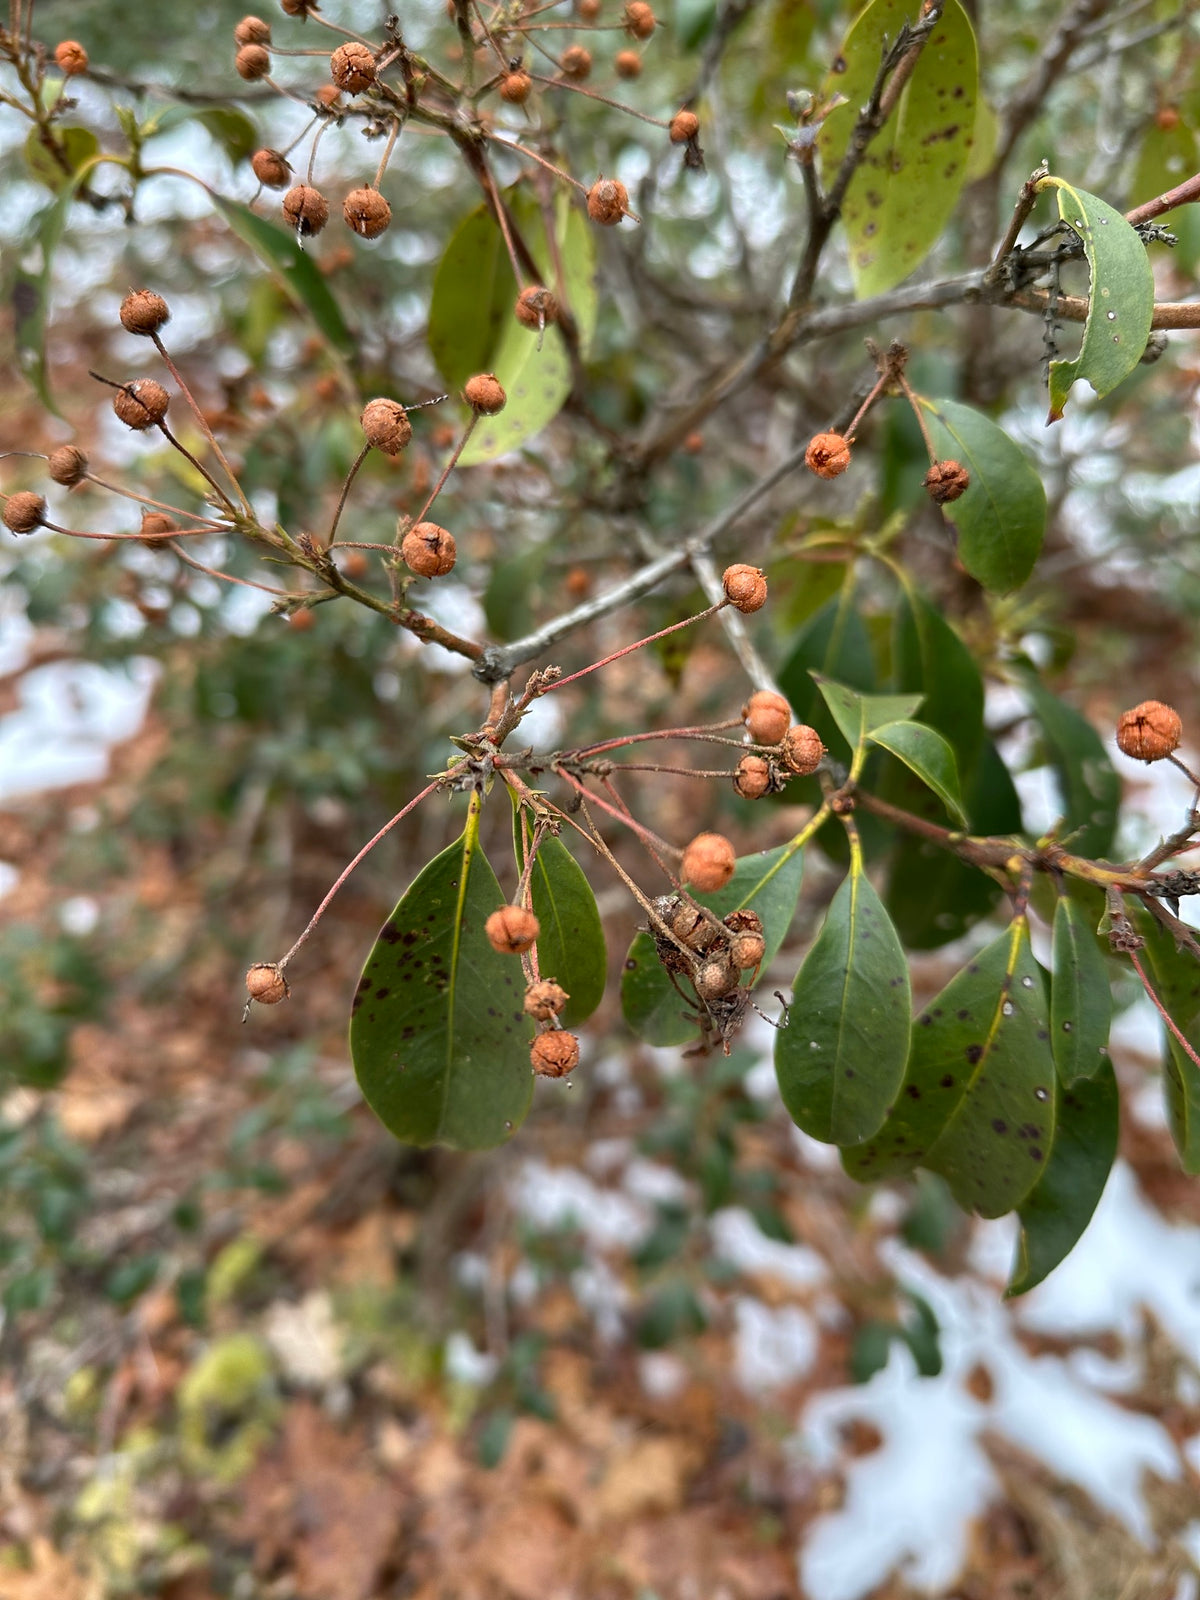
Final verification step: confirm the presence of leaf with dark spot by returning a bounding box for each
[1050,893,1111,1084]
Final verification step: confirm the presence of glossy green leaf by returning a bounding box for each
[1035,175,1155,420]
[1006,1059,1118,1296]
[1026,681,1120,859]
[1050,894,1112,1084]
[868,720,966,826]
[775,850,910,1143]
[1136,916,1200,1173]
[892,587,984,776]
[514,817,606,1028]
[428,203,513,389]
[211,195,356,359]
[818,0,978,296]
[622,843,805,1046]
[844,919,1057,1217]
[778,592,876,761]
[919,398,1046,594]
[23,126,100,192]
[811,675,923,754]
[350,804,534,1149]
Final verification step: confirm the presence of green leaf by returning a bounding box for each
[428,203,514,389]
[892,587,984,776]
[1050,894,1112,1084]
[810,675,924,754]
[514,818,606,1028]
[1035,175,1156,420]
[818,0,979,297]
[211,195,356,359]
[1131,117,1200,272]
[1006,1059,1118,1296]
[12,168,95,414]
[350,804,534,1149]
[778,592,877,762]
[919,398,1046,594]
[844,919,1057,1218]
[868,720,966,826]
[775,849,910,1144]
[1136,916,1200,1173]
[622,843,806,1046]
[1026,681,1120,859]
[140,104,259,164]
[23,126,100,192]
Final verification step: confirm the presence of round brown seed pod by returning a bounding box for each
[235,42,271,79]
[514,284,559,329]
[586,177,628,225]
[139,511,177,548]
[722,563,767,613]
[560,44,592,79]
[695,954,739,1001]
[340,549,369,579]
[361,397,412,455]
[119,289,170,337]
[924,459,970,504]
[314,83,341,107]
[670,109,700,143]
[580,0,601,17]
[781,723,825,775]
[47,445,88,487]
[670,901,719,952]
[402,522,456,577]
[742,689,791,746]
[681,832,736,893]
[624,1,656,37]
[343,186,391,238]
[524,980,569,1021]
[723,908,762,935]
[531,1029,580,1078]
[805,431,851,479]
[499,70,532,103]
[281,0,315,13]
[54,40,88,75]
[729,930,765,970]
[3,492,46,535]
[614,49,641,78]
[734,754,771,799]
[1116,701,1182,763]
[486,904,540,955]
[246,963,288,1004]
[330,41,375,92]
[282,184,330,236]
[252,148,292,188]
[463,373,507,414]
[113,379,170,430]
[234,14,272,44]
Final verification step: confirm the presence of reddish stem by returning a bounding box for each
[1128,947,1200,1072]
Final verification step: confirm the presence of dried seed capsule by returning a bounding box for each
[340,550,369,579]
[246,963,288,1004]
[924,459,970,504]
[615,49,641,78]
[402,522,456,577]
[560,45,592,79]
[805,431,851,479]
[119,289,170,337]
[330,41,375,92]
[282,184,330,236]
[722,563,767,613]
[361,397,412,455]
[729,931,765,970]
[281,0,316,13]
[314,83,341,107]
[586,177,629,225]
[514,284,559,329]
[113,379,170,430]
[47,445,88,486]
[742,689,790,745]
[235,42,272,79]
[1116,701,1182,763]
[723,908,762,935]
[499,70,533,103]
[234,14,272,44]
[781,723,825,775]
[54,40,88,75]
[734,754,771,799]
[695,954,739,1001]
[681,832,736,892]
[139,511,176,548]
[463,373,507,414]
[579,0,601,17]
[524,980,569,1021]
[531,1029,580,1077]
[343,186,391,238]
[669,109,700,143]
[252,148,292,188]
[486,905,540,954]
[670,900,719,951]
[624,1,655,36]
[2,492,46,534]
